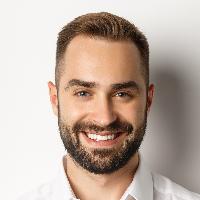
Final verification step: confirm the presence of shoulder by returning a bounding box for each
[17,180,55,200]
[152,172,200,200]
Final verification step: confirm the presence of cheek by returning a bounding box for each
[59,98,87,122]
[117,99,146,125]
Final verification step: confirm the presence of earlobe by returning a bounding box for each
[48,81,58,116]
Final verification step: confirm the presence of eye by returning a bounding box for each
[115,92,131,97]
[74,90,91,97]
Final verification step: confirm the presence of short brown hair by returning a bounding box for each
[55,12,149,88]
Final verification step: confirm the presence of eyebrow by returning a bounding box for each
[111,81,139,91]
[65,79,99,90]
[64,79,139,91]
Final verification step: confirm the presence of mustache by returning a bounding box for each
[72,119,134,134]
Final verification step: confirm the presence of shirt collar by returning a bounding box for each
[52,154,78,200]
[124,154,153,200]
[53,152,153,200]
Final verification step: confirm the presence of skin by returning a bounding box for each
[48,35,154,200]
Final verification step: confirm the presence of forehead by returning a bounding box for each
[60,35,144,87]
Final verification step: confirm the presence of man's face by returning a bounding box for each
[49,35,154,174]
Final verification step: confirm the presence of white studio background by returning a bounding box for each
[0,0,200,199]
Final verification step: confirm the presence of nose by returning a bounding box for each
[90,96,117,127]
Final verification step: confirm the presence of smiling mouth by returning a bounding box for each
[83,131,122,142]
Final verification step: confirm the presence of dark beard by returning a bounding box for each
[58,112,147,174]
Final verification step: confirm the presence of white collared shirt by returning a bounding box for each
[18,154,200,200]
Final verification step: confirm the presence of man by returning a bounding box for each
[19,12,200,200]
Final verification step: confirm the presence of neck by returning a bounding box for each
[64,153,139,200]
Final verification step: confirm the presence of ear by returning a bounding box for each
[147,84,154,115]
[48,81,58,116]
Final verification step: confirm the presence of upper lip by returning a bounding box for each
[84,131,121,136]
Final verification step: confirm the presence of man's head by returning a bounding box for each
[48,12,154,174]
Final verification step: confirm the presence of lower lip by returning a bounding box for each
[80,132,126,148]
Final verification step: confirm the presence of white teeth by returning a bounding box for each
[87,133,115,141]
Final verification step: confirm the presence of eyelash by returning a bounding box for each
[73,90,133,98]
